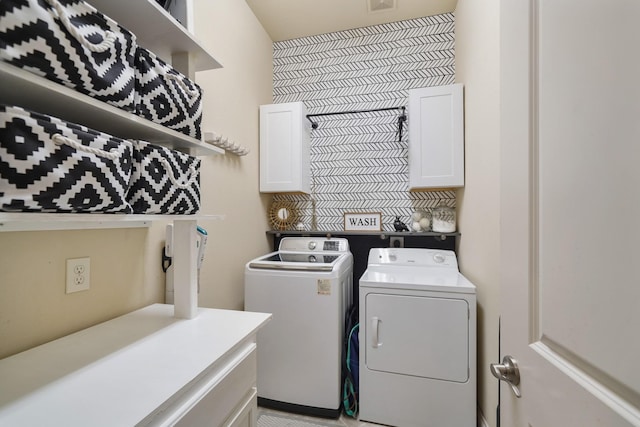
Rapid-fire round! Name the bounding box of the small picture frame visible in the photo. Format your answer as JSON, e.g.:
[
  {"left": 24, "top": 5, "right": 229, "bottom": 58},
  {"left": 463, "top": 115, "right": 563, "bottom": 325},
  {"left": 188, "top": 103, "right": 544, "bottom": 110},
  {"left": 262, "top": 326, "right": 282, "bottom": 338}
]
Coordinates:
[{"left": 343, "top": 212, "right": 382, "bottom": 231}]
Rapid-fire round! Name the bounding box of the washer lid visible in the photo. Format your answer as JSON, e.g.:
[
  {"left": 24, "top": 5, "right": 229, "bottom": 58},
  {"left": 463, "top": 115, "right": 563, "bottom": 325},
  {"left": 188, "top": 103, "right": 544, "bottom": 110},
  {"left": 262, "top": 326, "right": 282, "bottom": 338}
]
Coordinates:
[
  {"left": 248, "top": 251, "right": 349, "bottom": 272},
  {"left": 360, "top": 267, "right": 476, "bottom": 294}
]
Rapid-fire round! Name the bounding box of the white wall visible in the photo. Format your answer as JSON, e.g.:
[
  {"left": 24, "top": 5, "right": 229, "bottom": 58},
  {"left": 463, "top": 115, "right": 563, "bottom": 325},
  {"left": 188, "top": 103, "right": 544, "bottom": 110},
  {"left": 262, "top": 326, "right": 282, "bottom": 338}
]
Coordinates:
[
  {"left": 0, "top": 0, "right": 273, "bottom": 359},
  {"left": 193, "top": 0, "right": 274, "bottom": 310},
  {"left": 454, "top": 1, "right": 501, "bottom": 426},
  {"left": 0, "top": 227, "right": 159, "bottom": 359}
]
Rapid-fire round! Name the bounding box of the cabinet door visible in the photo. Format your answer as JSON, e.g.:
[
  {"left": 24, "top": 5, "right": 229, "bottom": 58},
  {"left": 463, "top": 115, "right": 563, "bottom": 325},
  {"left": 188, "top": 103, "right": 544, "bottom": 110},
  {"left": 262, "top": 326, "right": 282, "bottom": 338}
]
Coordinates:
[
  {"left": 259, "top": 102, "right": 310, "bottom": 193},
  {"left": 408, "top": 84, "right": 464, "bottom": 189}
]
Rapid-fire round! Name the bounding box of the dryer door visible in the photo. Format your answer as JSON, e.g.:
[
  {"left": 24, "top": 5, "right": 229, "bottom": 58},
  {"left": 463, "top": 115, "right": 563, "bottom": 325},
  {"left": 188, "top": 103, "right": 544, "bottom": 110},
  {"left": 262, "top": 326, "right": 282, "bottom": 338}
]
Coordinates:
[{"left": 365, "top": 293, "right": 469, "bottom": 382}]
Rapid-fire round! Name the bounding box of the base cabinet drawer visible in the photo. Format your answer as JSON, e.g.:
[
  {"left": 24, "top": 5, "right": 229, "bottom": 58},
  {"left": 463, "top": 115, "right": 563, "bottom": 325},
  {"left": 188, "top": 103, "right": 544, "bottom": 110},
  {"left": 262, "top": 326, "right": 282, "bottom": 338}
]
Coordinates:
[
  {"left": 223, "top": 388, "right": 258, "bottom": 427},
  {"left": 172, "top": 345, "right": 257, "bottom": 427}
]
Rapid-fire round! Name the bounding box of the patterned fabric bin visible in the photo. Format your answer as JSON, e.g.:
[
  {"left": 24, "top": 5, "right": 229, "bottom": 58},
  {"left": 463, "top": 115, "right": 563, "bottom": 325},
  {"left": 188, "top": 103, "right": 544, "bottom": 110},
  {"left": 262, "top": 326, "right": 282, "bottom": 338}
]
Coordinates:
[
  {"left": 127, "top": 140, "right": 200, "bottom": 214},
  {"left": 0, "top": 0, "right": 137, "bottom": 111},
  {"left": 134, "top": 47, "right": 203, "bottom": 139},
  {"left": 0, "top": 104, "right": 133, "bottom": 213}
]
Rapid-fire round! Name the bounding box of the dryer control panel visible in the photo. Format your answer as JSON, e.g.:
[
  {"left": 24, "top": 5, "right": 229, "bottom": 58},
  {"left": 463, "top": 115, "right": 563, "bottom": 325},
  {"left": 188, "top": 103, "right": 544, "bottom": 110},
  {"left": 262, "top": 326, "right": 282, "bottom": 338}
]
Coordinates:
[{"left": 368, "top": 248, "right": 458, "bottom": 269}]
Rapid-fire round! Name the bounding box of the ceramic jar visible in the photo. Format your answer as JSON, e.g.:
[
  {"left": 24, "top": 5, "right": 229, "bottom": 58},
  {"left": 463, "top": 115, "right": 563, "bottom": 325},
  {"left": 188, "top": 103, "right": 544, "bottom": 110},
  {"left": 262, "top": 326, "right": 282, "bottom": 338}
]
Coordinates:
[{"left": 432, "top": 206, "right": 456, "bottom": 233}]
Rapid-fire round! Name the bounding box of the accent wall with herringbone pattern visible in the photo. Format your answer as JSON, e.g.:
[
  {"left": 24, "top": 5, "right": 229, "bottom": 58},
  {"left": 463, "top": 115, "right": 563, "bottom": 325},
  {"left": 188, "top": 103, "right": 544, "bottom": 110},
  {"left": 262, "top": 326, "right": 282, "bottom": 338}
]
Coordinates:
[{"left": 272, "top": 14, "right": 456, "bottom": 232}]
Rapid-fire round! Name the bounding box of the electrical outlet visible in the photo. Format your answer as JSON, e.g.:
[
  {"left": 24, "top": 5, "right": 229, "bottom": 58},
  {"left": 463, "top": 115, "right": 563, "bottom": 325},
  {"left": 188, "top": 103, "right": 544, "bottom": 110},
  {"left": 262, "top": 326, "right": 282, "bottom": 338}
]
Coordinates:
[
  {"left": 390, "top": 236, "right": 404, "bottom": 248},
  {"left": 66, "top": 257, "right": 90, "bottom": 294}
]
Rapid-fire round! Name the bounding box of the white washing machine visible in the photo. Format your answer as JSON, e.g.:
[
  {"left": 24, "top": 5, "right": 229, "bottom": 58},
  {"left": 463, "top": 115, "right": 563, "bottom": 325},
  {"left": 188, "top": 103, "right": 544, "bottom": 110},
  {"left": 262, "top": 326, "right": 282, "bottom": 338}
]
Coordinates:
[
  {"left": 359, "top": 248, "right": 476, "bottom": 427},
  {"left": 244, "top": 237, "right": 353, "bottom": 418}
]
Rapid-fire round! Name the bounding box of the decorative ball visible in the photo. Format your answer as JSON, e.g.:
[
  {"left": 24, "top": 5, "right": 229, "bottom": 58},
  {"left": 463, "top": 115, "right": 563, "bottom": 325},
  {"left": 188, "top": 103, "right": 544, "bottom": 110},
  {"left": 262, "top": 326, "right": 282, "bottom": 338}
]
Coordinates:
[
  {"left": 419, "top": 217, "right": 431, "bottom": 231},
  {"left": 412, "top": 221, "right": 422, "bottom": 232},
  {"left": 411, "top": 211, "right": 424, "bottom": 221}
]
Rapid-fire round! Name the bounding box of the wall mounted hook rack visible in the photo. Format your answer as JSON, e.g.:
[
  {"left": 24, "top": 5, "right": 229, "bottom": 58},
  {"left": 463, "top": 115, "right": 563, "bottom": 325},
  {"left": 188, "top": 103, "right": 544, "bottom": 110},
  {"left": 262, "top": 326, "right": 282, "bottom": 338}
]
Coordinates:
[{"left": 203, "top": 131, "right": 249, "bottom": 156}]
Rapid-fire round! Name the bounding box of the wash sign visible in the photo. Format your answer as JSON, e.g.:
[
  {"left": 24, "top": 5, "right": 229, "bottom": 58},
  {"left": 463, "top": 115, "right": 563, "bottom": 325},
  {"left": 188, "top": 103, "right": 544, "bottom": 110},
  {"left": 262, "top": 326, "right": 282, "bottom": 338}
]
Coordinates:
[{"left": 344, "top": 212, "right": 382, "bottom": 231}]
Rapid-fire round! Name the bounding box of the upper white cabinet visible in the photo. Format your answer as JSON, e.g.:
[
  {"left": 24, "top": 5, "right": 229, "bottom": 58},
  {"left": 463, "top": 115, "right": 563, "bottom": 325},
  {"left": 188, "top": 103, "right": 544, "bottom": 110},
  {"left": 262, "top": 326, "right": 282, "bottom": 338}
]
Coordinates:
[
  {"left": 408, "top": 84, "right": 464, "bottom": 189},
  {"left": 259, "top": 102, "right": 311, "bottom": 194}
]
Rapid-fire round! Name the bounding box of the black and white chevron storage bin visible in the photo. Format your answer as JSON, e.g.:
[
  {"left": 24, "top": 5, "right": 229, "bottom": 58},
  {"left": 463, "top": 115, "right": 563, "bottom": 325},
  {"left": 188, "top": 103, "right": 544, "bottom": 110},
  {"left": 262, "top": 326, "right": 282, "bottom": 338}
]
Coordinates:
[
  {"left": 0, "top": 104, "right": 134, "bottom": 213},
  {"left": 126, "top": 140, "right": 200, "bottom": 214},
  {"left": 134, "top": 47, "right": 203, "bottom": 139},
  {"left": 0, "top": 0, "right": 137, "bottom": 111}
]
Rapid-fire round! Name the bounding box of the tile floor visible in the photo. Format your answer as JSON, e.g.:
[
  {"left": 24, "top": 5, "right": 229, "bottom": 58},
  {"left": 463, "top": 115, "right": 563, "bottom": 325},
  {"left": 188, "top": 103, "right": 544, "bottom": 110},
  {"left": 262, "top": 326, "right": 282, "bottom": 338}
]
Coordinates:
[
  {"left": 340, "top": 413, "right": 385, "bottom": 427},
  {"left": 258, "top": 406, "right": 385, "bottom": 427}
]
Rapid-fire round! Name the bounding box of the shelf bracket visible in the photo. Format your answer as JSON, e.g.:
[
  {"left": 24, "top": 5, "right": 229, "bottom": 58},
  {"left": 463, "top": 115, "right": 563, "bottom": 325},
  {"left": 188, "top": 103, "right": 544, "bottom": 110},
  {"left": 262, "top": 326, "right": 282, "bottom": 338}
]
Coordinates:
[
  {"left": 172, "top": 51, "right": 196, "bottom": 80},
  {"left": 172, "top": 219, "right": 198, "bottom": 319}
]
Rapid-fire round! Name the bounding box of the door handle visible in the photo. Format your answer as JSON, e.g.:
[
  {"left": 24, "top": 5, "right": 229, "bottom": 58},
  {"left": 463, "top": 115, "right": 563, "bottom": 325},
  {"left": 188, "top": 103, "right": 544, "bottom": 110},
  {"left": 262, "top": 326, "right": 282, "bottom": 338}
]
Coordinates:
[
  {"left": 490, "top": 355, "right": 522, "bottom": 398},
  {"left": 371, "top": 316, "right": 382, "bottom": 348}
]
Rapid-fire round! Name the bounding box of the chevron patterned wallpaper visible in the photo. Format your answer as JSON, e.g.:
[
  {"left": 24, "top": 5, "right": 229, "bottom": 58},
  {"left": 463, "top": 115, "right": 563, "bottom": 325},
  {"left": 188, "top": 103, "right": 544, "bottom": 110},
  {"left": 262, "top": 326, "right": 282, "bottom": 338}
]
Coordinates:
[{"left": 272, "top": 14, "right": 457, "bottom": 232}]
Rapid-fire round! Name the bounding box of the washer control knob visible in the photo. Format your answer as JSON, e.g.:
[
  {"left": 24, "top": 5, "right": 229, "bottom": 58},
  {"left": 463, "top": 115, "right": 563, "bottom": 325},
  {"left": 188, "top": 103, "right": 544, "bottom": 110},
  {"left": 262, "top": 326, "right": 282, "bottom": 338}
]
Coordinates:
[
  {"left": 308, "top": 241, "right": 317, "bottom": 250},
  {"left": 433, "top": 253, "right": 446, "bottom": 264},
  {"left": 389, "top": 253, "right": 397, "bottom": 261},
  {"left": 308, "top": 255, "right": 317, "bottom": 263}
]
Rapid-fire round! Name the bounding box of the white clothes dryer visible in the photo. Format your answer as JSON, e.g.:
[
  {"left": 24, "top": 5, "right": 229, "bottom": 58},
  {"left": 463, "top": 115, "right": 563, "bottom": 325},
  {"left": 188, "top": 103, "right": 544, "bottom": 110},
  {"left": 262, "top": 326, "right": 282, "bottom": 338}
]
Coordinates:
[
  {"left": 245, "top": 237, "right": 353, "bottom": 418},
  {"left": 359, "top": 248, "right": 476, "bottom": 427}
]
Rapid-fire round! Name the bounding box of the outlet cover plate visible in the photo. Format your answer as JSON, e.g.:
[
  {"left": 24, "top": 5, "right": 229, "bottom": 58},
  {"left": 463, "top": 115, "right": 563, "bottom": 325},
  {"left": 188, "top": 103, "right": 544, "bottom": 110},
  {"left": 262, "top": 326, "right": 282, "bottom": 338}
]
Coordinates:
[
  {"left": 390, "top": 236, "right": 404, "bottom": 248},
  {"left": 66, "top": 257, "right": 90, "bottom": 293}
]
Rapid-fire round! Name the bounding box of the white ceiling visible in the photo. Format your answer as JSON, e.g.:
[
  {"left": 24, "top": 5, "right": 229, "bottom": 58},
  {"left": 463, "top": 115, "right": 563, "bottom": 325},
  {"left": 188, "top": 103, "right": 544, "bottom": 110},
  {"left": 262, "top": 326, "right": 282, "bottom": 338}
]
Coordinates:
[{"left": 245, "top": 0, "right": 458, "bottom": 42}]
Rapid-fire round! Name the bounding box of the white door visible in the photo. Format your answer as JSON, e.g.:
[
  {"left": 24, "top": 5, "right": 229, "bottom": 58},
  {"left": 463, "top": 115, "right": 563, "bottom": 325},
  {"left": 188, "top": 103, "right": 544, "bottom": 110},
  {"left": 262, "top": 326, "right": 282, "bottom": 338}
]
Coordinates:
[{"left": 499, "top": 0, "right": 640, "bottom": 426}]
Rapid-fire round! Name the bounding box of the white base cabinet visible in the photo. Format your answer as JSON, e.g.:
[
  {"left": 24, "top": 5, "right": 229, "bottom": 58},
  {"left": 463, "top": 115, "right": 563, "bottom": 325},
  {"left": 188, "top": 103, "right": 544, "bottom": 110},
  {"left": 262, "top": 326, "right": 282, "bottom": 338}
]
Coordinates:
[
  {"left": 0, "top": 304, "right": 271, "bottom": 427},
  {"left": 172, "top": 351, "right": 257, "bottom": 427},
  {"left": 408, "top": 84, "right": 464, "bottom": 189},
  {"left": 259, "top": 102, "right": 311, "bottom": 194},
  {"left": 222, "top": 389, "right": 258, "bottom": 427}
]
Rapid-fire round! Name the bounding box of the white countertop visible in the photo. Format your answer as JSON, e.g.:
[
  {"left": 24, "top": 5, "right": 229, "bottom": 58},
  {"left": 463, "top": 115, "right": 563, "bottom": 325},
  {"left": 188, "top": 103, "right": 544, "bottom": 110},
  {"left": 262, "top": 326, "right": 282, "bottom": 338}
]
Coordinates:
[{"left": 0, "top": 304, "right": 271, "bottom": 426}]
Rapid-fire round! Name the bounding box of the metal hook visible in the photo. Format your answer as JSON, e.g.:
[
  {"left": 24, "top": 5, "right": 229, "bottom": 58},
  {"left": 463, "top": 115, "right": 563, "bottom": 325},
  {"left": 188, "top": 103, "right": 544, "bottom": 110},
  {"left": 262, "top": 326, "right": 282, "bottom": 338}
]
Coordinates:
[{"left": 396, "top": 106, "right": 407, "bottom": 143}]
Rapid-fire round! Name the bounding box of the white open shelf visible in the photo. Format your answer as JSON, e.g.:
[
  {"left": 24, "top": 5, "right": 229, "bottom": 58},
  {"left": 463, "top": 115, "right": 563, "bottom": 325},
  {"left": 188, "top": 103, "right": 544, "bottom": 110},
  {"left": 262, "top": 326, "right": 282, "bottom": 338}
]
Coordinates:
[
  {"left": 0, "top": 213, "right": 225, "bottom": 232},
  {"left": 0, "top": 1, "right": 225, "bottom": 320},
  {"left": 0, "top": 62, "right": 223, "bottom": 156},
  {"left": 85, "top": 0, "right": 221, "bottom": 72}
]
